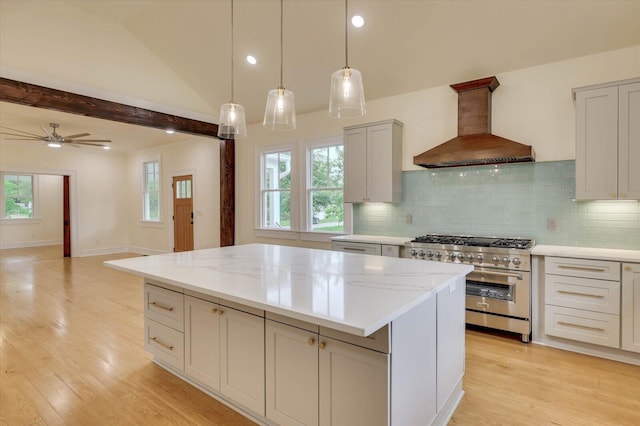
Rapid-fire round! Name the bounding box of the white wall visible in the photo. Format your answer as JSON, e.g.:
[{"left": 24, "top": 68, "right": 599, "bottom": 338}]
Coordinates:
[
  {"left": 0, "top": 174, "right": 63, "bottom": 248},
  {"left": 126, "top": 136, "right": 220, "bottom": 253},
  {"left": 236, "top": 45, "right": 640, "bottom": 246},
  {"left": 0, "top": 141, "right": 129, "bottom": 256}
]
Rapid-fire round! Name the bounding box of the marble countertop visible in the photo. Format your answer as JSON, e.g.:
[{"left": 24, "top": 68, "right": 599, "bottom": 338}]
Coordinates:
[
  {"left": 105, "top": 243, "right": 472, "bottom": 336},
  {"left": 331, "top": 234, "right": 412, "bottom": 246},
  {"left": 532, "top": 245, "right": 640, "bottom": 263}
]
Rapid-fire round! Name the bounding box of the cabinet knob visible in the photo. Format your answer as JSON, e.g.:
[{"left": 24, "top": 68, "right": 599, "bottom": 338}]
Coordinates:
[
  {"left": 625, "top": 266, "right": 633, "bottom": 271},
  {"left": 211, "top": 307, "right": 218, "bottom": 314},
  {"left": 318, "top": 341, "right": 326, "bottom": 349},
  {"left": 307, "top": 338, "right": 315, "bottom": 346},
  {"left": 610, "top": 193, "right": 617, "bottom": 198},
  {"left": 218, "top": 309, "right": 224, "bottom": 316},
  {"left": 620, "top": 193, "right": 627, "bottom": 199}
]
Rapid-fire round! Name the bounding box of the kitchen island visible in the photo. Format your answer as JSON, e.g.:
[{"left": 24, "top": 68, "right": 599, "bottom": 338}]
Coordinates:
[{"left": 105, "top": 243, "right": 472, "bottom": 426}]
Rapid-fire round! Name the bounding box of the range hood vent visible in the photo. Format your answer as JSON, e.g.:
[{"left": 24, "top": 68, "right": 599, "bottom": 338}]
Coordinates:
[{"left": 413, "top": 76, "right": 535, "bottom": 168}]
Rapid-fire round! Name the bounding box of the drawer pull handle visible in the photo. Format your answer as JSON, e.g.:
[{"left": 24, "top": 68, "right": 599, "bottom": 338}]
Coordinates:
[
  {"left": 151, "top": 301, "right": 174, "bottom": 312},
  {"left": 557, "top": 290, "right": 605, "bottom": 299},
  {"left": 557, "top": 321, "right": 605, "bottom": 332},
  {"left": 151, "top": 336, "right": 174, "bottom": 351},
  {"left": 557, "top": 265, "right": 606, "bottom": 273},
  {"left": 625, "top": 266, "right": 632, "bottom": 272},
  {"left": 477, "top": 302, "right": 490, "bottom": 308},
  {"left": 343, "top": 247, "right": 366, "bottom": 252}
]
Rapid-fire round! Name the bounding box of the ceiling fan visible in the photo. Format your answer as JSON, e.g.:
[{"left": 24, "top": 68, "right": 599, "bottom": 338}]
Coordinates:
[{"left": 0, "top": 123, "right": 112, "bottom": 148}]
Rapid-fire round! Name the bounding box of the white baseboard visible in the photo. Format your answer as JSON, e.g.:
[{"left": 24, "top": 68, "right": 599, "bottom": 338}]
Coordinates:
[
  {"left": 0, "top": 239, "right": 62, "bottom": 249},
  {"left": 77, "top": 246, "right": 170, "bottom": 257}
]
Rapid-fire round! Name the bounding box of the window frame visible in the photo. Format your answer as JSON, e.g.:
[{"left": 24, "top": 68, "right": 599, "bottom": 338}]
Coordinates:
[
  {"left": 255, "top": 138, "right": 351, "bottom": 242},
  {"left": 1, "top": 172, "right": 40, "bottom": 222},
  {"left": 141, "top": 158, "right": 162, "bottom": 225}
]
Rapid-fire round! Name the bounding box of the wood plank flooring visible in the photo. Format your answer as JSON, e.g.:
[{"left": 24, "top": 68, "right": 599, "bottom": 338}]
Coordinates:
[{"left": 1, "top": 246, "right": 639, "bottom": 425}]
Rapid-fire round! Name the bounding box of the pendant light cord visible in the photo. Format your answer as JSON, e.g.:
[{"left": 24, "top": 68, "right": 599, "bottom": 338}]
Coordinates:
[
  {"left": 230, "top": 0, "right": 235, "bottom": 102},
  {"left": 344, "top": 0, "right": 348, "bottom": 68},
  {"left": 280, "top": 0, "right": 284, "bottom": 87}
]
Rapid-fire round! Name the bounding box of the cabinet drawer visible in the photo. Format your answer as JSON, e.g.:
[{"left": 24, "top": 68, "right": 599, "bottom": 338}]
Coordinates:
[
  {"left": 320, "top": 324, "right": 390, "bottom": 354},
  {"left": 145, "top": 283, "right": 184, "bottom": 331},
  {"left": 546, "top": 257, "right": 620, "bottom": 281},
  {"left": 545, "top": 305, "right": 620, "bottom": 348},
  {"left": 332, "top": 241, "right": 382, "bottom": 256},
  {"left": 545, "top": 274, "right": 620, "bottom": 314},
  {"left": 145, "top": 318, "right": 185, "bottom": 371},
  {"left": 381, "top": 244, "right": 400, "bottom": 257}
]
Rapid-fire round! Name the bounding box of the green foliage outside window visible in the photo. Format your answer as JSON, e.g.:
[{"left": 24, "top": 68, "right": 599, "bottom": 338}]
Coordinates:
[{"left": 4, "top": 175, "right": 33, "bottom": 218}]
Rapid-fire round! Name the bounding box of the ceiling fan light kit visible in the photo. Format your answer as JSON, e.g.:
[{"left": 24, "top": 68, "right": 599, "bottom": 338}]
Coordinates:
[
  {"left": 0, "top": 122, "right": 112, "bottom": 149},
  {"left": 217, "top": 0, "right": 247, "bottom": 139}
]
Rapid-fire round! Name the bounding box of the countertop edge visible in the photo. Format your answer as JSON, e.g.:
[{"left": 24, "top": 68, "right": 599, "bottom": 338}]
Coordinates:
[
  {"left": 532, "top": 245, "right": 640, "bottom": 263},
  {"left": 105, "top": 259, "right": 471, "bottom": 337}
]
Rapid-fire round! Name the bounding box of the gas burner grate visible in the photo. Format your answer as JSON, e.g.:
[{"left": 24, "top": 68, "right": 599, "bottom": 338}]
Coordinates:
[{"left": 411, "top": 234, "right": 533, "bottom": 250}]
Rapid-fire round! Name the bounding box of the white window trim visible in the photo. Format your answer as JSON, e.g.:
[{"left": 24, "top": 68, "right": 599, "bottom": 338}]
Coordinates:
[
  {"left": 1, "top": 173, "right": 40, "bottom": 220},
  {"left": 141, "top": 156, "right": 161, "bottom": 222},
  {"left": 254, "top": 138, "right": 351, "bottom": 243}
]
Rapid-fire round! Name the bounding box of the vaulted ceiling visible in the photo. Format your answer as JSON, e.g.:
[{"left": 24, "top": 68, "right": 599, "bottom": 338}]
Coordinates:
[{"left": 2, "top": 0, "right": 640, "bottom": 152}]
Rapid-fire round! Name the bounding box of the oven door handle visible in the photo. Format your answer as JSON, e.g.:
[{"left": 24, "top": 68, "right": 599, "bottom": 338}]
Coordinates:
[{"left": 469, "top": 270, "right": 523, "bottom": 280}]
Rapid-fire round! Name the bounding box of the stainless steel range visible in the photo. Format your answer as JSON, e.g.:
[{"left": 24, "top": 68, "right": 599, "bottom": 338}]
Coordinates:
[{"left": 404, "top": 234, "right": 534, "bottom": 342}]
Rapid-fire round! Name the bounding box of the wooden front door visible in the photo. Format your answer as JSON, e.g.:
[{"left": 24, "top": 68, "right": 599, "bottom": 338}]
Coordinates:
[{"left": 173, "top": 175, "right": 194, "bottom": 252}]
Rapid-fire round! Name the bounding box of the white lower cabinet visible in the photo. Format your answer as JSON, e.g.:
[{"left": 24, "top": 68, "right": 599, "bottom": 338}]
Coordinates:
[
  {"left": 319, "top": 337, "right": 389, "bottom": 426},
  {"left": 622, "top": 263, "right": 640, "bottom": 353},
  {"left": 266, "top": 320, "right": 319, "bottom": 426},
  {"left": 219, "top": 304, "right": 265, "bottom": 416},
  {"left": 184, "top": 295, "right": 220, "bottom": 391}
]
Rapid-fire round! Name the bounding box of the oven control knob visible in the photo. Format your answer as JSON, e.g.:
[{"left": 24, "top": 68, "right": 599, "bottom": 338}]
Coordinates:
[
  {"left": 502, "top": 257, "right": 511, "bottom": 265},
  {"left": 512, "top": 257, "right": 522, "bottom": 266},
  {"left": 426, "top": 251, "right": 434, "bottom": 258},
  {"left": 418, "top": 250, "right": 426, "bottom": 258},
  {"left": 492, "top": 255, "right": 500, "bottom": 263},
  {"left": 476, "top": 254, "right": 484, "bottom": 262},
  {"left": 466, "top": 254, "right": 474, "bottom": 262},
  {"left": 447, "top": 253, "right": 455, "bottom": 260},
  {"left": 456, "top": 253, "right": 465, "bottom": 261},
  {"left": 435, "top": 251, "right": 442, "bottom": 259},
  {"left": 410, "top": 249, "right": 418, "bottom": 257}
]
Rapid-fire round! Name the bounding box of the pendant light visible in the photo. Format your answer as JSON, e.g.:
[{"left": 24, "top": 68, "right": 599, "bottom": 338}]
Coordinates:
[
  {"left": 218, "top": 0, "right": 247, "bottom": 139},
  {"left": 263, "top": 0, "right": 296, "bottom": 130},
  {"left": 329, "top": 0, "right": 365, "bottom": 119}
]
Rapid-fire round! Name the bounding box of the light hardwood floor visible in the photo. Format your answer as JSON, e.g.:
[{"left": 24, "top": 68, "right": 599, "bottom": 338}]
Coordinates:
[{"left": 1, "top": 246, "right": 639, "bottom": 425}]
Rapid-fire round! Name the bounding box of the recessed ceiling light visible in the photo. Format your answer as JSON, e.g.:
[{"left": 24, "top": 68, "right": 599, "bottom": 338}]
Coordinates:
[
  {"left": 103, "top": 146, "right": 111, "bottom": 150},
  {"left": 246, "top": 55, "right": 257, "bottom": 65},
  {"left": 165, "top": 129, "right": 175, "bottom": 134},
  {"left": 351, "top": 15, "right": 364, "bottom": 28}
]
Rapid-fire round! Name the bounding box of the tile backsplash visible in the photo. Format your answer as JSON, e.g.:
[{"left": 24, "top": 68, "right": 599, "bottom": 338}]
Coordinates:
[{"left": 353, "top": 161, "right": 640, "bottom": 250}]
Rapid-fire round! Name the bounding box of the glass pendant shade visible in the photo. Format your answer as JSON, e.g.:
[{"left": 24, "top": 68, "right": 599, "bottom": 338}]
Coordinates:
[
  {"left": 263, "top": 87, "right": 296, "bottom": 130},
  {"left": 329, "top": 66, "right": 365, "bottom": 118},
  {"left": 217, "top": 102, "right": 247, "bottom": 139}
]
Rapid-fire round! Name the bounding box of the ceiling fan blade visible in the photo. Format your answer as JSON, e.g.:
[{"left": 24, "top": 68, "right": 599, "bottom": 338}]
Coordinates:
[
  {"left": 70, "top": 142, "right": 108, "bottom": 147},
  {"left": 62, "top": 133, "right": 90, "bottom": 139},
  {"left": 70, "top": 139, "right": 112, "bottom": 143},
  {"left": 2, "top": 137, "right": 42, "bottom": 141},
  {"left": 0, "top": 131, "right": 43, "bottom": 139},
  {"left": 0, "top": 125, "right": 44, "bottom": 138}
]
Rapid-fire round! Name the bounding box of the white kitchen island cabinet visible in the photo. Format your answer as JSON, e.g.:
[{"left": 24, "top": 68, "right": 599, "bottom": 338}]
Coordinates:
[
  {"left": 622, "top": 263, "right": 640, "bottom": 353},
  {"left": 106, "top": 243, "right": 472, "bottom": 426}
]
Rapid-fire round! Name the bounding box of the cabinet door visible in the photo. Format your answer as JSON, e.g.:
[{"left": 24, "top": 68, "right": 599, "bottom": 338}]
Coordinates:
[
  {"left": 622, "top": 263, "right": 640, "bottom": 353},
  {"left": 343, "top": 127, "right": 367, "bottom": 203},
  {"left": 266, "top": 321, "right": 319, "bottom": 426},
  {"left": 184, "top": 295, "right": 220, "bottom": 391},
  {"left": 575, "top": 86, "right": 619, "bottom": 200},
  {"left": 618, "top": 82, "right": 640, "bottom": 200},
  {"left": 366, "top": 122, "right": 394, "bottom": 202},
  {"left": 319, "top": 337, "right": 389, "bottom": 426},
  {"left": 220, "top": 307, "right": 265, "bottom": 415}
]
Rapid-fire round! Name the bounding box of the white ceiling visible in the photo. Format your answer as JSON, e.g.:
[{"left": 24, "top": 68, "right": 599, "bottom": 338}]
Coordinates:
[{"left": 1, "top": 0, "right": 640, "bottom": 152}]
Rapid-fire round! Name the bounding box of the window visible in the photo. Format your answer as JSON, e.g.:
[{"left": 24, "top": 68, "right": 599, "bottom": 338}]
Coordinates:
[
  {"left": 256, "top": 138, "right": 349, "bottom": 241},
  {"left": 143, "top": 161, "right": 160, "bottom": 221},
  {"left": 307, "top": 144, "right": 344, "bottom": 233},
  {"left": 2, "top": 174, "right": 35, "bottom": 219},
  {"left": 260, "top": 149, "right": 293, "bottom": 229}
]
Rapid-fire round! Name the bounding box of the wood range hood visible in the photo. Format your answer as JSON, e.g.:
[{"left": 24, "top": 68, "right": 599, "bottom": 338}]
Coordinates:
[{"left": 413, "top": 76, "right": 535, "bottom": 168}]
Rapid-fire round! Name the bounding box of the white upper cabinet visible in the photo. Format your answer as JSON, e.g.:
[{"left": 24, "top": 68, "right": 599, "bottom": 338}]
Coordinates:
[
  {"left": 344, "top": 120, "right": 403, "bottom": 203},
  {"left": 574, "top": 79, "right": 640, "bottom": 200}
]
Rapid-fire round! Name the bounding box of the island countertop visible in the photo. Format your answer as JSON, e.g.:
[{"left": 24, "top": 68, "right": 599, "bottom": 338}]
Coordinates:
[{"left": 105, "top": 243, "right": 472, "bottom": 337}]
